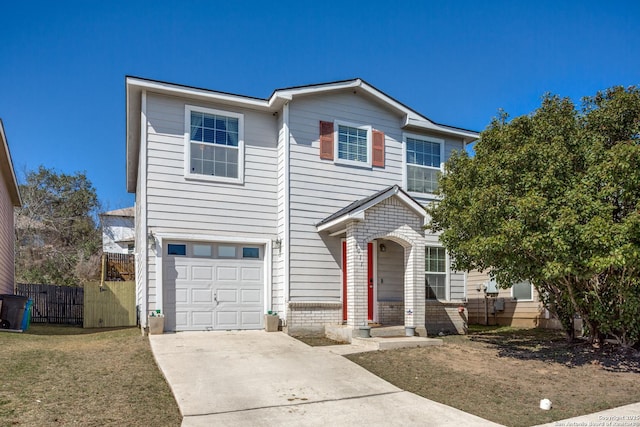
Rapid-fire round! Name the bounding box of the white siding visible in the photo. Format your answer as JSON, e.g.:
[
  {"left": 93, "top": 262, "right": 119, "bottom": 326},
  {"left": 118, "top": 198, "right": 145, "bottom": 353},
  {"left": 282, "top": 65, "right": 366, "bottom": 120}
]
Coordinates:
[
  {"left": 102, "top": 216, "right": 135, "bottom": 254},
  {"left": 145, "top": 94, "right": 278, "bottom": 237},
  {"left": 143, "top": 93, "right": 279, "bottom": 306},
  {"left": 135, "top": 196, "right": 144, "bottom": 310},
  {"left": 0, "top": 171, "right": 14, "bottom": 294},
  {"left": 287, "top": 90, "right": 466, "bottom": 301},
  {"left": 272, "top": 109, "right": 285, "bottom": 315}
]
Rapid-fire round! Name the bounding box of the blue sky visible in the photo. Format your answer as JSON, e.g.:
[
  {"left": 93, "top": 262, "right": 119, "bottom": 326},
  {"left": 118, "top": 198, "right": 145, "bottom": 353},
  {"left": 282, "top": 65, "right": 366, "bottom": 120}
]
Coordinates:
[{"left": 1, "top": 1, "right": 638, "bottom": 210}]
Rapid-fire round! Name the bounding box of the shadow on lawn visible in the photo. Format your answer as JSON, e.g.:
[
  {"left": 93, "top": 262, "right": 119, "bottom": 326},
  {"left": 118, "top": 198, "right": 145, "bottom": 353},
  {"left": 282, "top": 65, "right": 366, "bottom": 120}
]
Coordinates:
[{"left": 468, "top": 328, "right": 640, "bottom": 373}]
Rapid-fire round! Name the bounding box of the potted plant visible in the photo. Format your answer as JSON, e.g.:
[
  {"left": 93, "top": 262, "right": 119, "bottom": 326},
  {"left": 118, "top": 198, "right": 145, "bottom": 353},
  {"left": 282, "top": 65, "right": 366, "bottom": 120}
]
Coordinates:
[
  {"left": 264, "top": 310, "right": 279, "bottom": 332},
  {"left": 148, "top": 310, "right": 164, "bottom": 335}
]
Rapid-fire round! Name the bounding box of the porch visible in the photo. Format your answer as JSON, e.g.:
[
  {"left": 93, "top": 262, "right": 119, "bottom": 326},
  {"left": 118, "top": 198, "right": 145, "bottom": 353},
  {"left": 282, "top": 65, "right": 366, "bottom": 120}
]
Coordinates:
[{"left": 316, "top": 185, "right": 429, "bottom": 338}]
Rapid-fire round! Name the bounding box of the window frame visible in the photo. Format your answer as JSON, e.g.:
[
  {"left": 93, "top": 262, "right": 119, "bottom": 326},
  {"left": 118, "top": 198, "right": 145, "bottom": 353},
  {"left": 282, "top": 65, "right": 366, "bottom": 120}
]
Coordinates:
[
  {"left": 334, "top": 120, "right": 373, "bottom": 168},
  {"left": 403, "top": 133, "right": 445, "bottom": 197},
  {"left": 511, "top": 280, "right": 534, "bottom": 301},
  {"left": 184, "top": 105, "right": 245, "bottom": 184},
  {"left": 425, "top": 245, "right": 449, "bottom": 301}
]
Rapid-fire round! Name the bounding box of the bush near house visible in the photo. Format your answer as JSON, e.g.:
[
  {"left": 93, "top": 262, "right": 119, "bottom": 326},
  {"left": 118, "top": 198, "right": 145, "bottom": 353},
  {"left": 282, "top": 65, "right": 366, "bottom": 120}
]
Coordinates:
[{"left": 428, "top": 86, "right": 640, "bottom": 348}]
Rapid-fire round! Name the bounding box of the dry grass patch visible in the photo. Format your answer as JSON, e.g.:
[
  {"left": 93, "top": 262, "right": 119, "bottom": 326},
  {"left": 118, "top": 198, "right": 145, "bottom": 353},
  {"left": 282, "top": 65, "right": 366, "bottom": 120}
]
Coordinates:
[
  {"left": 0, "top": 325, "right": 181, "bottom": 426},
  {"left": 346, "top": 326, "right": 640, "bottom": 427}
]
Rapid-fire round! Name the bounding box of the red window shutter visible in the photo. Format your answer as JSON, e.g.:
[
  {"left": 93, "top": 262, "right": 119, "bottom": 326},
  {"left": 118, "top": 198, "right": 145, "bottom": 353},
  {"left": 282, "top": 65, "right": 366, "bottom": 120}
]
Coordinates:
[
  {"left": 319, "top": 121, "right": 334, "bottom": 160},
  {"left": 372, "top": 129, "right": 385, "bottom": 167}
]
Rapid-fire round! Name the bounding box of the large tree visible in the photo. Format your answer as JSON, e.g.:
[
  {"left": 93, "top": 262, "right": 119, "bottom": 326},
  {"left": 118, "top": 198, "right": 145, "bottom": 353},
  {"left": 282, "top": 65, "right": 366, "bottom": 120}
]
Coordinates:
[
  {"left": 15, "top": 166, "right": 102, "bottom": 286},
  {"left": 428, "top": 86, "right": 640, "bottom": 347}
]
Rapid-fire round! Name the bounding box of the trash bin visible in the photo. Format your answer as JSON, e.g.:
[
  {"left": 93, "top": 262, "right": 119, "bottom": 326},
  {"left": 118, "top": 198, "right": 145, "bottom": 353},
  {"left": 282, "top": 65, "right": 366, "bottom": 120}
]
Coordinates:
[
  {"left": 0, "top": 295, "right": 28, "bottom": 330},
  {"left": 20, "top": 299, "right": 33, "bottom": 331}
]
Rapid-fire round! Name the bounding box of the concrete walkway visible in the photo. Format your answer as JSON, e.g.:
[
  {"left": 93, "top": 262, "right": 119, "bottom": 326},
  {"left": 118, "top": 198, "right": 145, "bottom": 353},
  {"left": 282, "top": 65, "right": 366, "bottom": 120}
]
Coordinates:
[{"left": 149, "top": 331, "right": 501, "bottom": 426}]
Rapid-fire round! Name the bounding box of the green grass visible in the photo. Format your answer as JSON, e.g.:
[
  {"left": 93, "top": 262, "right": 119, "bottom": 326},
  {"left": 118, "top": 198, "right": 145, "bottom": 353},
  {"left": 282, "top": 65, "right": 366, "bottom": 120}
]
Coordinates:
[{"left": 0, "top": 325, "right": 181, "bottom": 426}]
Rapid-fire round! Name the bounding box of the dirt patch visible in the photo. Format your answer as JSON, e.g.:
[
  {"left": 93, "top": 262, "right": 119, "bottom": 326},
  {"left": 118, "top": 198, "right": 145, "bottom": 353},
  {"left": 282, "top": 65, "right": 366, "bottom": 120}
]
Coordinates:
[{"left": 346, "top": 327, "right": 640, "bottom": 427}]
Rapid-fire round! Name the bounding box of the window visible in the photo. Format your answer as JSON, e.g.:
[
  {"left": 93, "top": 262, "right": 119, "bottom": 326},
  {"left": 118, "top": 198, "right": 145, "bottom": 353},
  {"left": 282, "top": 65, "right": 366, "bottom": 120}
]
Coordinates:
[
  {"left": 333, "top": 121, "right": 372, "bottom": 167},
  {"left": 127, "top": 244, "right": 135, "bottom": 254},
  {"left": 405, "top": 134, "right": 444, "bottom": 194},
  {"left": 425, "top": 246, "right": 446, "bottom": 299},
  {"left": 218, "top": 245, "right": 236, "bottom": 258},
  {"left": 338, "top": 124, "right": 368, "bottom": 163},
  {"left": 167, "top": 244, "right": 186, "bottom": 256},
  {"left": 242, "top": 247, "right": 260, "bottom": 259},
  {"left": 186, "top": 106, "right": 244, "bottom": 183},
  {"left": 319, "top": 121, "right": 384, "bottom": 167},
  {"left": 193, "top": 244, "right": 212, "bottom": 257},
  {"left": 512, "top": 281, "right": 533, "bottom": 300}
]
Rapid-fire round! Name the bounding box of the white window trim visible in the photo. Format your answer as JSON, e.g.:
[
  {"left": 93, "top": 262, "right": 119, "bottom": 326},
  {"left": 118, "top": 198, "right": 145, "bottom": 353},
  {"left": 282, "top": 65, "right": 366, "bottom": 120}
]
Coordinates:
[
  {"left": 334, "top": 120, "right": 373, "bottom": 168},
  {"left": 184, "top": 105, "right": 245, "bottom": 184},
  {"left": 402, "top": 132, "right": 445, "bottom": 198},
  {"left": 511, "top": 280, "right": 534, "bottom": 302},
  {"left": 425, "top": 245, "right": 449, "bottom": 301}
]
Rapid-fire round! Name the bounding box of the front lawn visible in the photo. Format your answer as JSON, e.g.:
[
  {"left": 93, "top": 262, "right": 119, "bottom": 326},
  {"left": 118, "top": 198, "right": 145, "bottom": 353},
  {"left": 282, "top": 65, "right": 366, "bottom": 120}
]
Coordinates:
[
  {"left": 0, "top": 325, "right": 181, "bottom": 426},
  {"left": 346, "top": 326, "right": 640, "bottom": 427}
]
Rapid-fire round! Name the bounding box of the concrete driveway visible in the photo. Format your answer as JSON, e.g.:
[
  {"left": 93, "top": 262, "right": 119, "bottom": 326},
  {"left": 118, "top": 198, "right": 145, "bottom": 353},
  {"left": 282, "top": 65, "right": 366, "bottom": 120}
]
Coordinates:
[{"left": 149, "top": 331, "right": 501, "bottom": 426}]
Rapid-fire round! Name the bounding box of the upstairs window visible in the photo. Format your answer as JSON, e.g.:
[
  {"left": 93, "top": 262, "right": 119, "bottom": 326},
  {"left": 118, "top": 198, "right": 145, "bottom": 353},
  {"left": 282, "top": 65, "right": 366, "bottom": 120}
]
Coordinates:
[
  {"left": 338, "top": 124, "right": 369, "bottom": 163},
  {"left": 405, "top": 134, "right": 444, "bottom": 195},
  {"left": 185, "top": 106, "right": 244, "bottom": 183},
  {"left": 319, "top": 120, "right": 384, "bottom": 167},
  {"left": 425, "top": 246, "right": 447, "bottom": 300}
]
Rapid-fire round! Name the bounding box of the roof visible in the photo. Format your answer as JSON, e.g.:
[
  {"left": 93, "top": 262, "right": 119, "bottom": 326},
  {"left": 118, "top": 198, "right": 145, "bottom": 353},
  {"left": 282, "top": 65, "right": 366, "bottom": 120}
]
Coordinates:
[
  {"left": 316, "top": 185, "right": 427, "bottom": 232},
  {"left": 0, "top": 119, "right": 22, "bottom": 207},
  {"left": 100, "top": 207, "right": 135, "bottom": 217},
  {"left": 125, "top": 77, "right": 480, "bottom": 193}
]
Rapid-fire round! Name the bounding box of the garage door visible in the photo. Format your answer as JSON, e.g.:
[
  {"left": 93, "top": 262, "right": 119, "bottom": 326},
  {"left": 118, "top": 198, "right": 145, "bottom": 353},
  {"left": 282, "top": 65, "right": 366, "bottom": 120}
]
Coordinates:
[{"left": 163, "top": 242, "right": 264, "bottom": 331}]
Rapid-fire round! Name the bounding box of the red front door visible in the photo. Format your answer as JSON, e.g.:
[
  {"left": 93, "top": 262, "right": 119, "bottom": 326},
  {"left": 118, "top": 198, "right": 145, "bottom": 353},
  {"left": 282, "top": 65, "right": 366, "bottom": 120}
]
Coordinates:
[{"left": 367, "top": 242, "right": 374, "bottom": 321}]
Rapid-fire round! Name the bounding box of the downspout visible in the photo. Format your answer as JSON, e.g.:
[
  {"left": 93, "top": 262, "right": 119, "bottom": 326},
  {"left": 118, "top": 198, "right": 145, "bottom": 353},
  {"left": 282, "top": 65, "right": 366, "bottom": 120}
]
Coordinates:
[{"left": 283, "top": 102, "right": 290, "bottom": 324}]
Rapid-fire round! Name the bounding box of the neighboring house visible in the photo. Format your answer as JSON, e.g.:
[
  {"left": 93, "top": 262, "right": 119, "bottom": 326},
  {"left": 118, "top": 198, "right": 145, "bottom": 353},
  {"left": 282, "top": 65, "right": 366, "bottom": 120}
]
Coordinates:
[
  {"left": 466, "top": 270, "right": 561, "bottom": 329},
  {"left": 0, "top": 119, "right": 22, "bottom": 295},
  {"left": 125, "top": 77, "right": 479, "bottom": 337},
  {"left": 100, "top": 207, "right": 135, "bottom": 254}
]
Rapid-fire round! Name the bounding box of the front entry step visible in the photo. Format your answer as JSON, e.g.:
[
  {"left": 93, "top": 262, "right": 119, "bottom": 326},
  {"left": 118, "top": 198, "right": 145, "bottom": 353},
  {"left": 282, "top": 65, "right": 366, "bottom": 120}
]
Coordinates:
[{"left": 369, "top": 325, "right": 406, "bottom": 337}]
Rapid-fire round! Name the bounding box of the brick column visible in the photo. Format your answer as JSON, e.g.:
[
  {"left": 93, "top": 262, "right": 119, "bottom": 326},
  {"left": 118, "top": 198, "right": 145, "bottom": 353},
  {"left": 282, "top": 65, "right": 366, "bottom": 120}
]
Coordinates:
[
  {"left": 346, "top": 223, "right": 368, "bottom": 328},
  {"left": 404, "top": 244, "right": 426, "bottom": 333}
]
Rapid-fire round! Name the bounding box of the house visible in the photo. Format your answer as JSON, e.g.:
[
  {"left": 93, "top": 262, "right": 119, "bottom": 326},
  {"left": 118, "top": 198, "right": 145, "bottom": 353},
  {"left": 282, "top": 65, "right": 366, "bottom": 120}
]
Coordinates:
[
  {"left": 466, "top": 270, "right": 561, "bottom": 329},
  {"left": 125, "top": 77, "right": 478, "bottom": 337},
  {"left": 0, "top": 119, "right": 22, "bottom": 295},
  {"left": 100, "top": 207, "right": 135, "bottom": 254}
]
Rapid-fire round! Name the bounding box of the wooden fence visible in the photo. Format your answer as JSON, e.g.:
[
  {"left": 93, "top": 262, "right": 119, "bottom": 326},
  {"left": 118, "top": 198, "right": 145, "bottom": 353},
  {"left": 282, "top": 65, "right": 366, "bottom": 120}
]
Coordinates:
[
  {"left": 103, "top": 253, "right": 135, "bottom": 281},
  {"left": 15, "top": 283, "right": 84, "bottom": 325},
  {"left": 83, "top": 281, "right": 136, "bottom": 328}
]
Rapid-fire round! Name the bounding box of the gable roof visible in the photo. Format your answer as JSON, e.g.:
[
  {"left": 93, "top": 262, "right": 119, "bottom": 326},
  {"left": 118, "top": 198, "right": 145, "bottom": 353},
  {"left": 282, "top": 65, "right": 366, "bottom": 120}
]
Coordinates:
[
  {"left": 126, "top": 77, "right": 479, "bottom": 192},
  {"left": 316, "top": 185, "right": 426, "bottom": 232},
  {"left": 0, "top": 119, "right": 22, "bottom": 207}
]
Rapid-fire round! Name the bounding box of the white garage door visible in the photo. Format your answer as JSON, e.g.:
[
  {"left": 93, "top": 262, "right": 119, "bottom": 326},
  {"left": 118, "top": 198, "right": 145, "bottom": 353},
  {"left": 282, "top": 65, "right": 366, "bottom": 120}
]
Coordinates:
[{"left": 163, "top": 242, "right": 264, "bottom": 331}]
